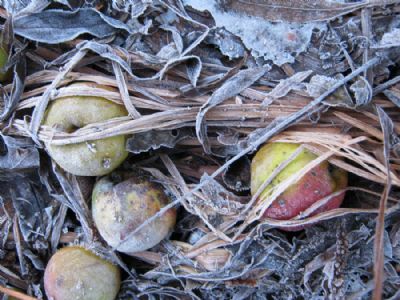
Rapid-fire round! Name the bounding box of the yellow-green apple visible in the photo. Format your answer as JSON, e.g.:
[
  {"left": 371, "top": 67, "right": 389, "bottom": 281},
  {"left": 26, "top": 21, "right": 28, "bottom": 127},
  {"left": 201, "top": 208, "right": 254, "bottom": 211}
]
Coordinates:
[
  {"left": 44, "top": 246, "right": 120, "bottom": 300},
  {"left": 43, "top": 88, "right": 128, "bottom": 176},
  {"left": 92, "top": 173, "right": 177, "bottom": 254},
  {"left": 251, "top": 142, "right": 347, "bottom": 230}
]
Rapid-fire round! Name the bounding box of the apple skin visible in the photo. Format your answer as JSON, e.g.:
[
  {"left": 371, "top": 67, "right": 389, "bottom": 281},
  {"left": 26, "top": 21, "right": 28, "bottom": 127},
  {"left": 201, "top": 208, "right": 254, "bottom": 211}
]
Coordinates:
[
  {"left": 92, "top": 173, "right": 177, "bottom": 254},
  {"left": 43, "top": 95, "right": 128, "bottom": 176},
  {"left": 44, "top": 246, "right": 120, "bottom": 300},
  {"left": 251, "top": 142, "right": 347, "bottom": 231}
]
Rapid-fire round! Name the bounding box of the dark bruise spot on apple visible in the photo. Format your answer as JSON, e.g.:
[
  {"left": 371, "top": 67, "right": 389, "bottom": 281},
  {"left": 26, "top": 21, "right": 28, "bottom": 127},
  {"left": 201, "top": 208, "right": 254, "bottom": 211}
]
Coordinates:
[
  {"left": 56, "top": 276, "right": 64, "bottom": 287},
  {"left": 148, "top": 194, "right": 157, "bottom": 205},
  {"left": 120, "top": 222, "right": 141, "bottom": 241},
  {"left": 328, "top": 163, "right": 335, "bottom": 175}
]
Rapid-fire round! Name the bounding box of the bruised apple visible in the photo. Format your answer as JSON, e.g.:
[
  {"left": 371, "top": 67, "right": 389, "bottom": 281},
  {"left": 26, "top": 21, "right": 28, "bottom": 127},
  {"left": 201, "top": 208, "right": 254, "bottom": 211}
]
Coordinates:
[
  {"left": 44, "top": 246, "right": 120, "bottom": 300},
  {"left": 251, "top": 142, "right": 347, "bottom": 230},
  {"left": 92, "top": 173, "right": 177, "bottom": 254},
  {"left": 43, "top": 88, "right": 128, "bottom": 176}
]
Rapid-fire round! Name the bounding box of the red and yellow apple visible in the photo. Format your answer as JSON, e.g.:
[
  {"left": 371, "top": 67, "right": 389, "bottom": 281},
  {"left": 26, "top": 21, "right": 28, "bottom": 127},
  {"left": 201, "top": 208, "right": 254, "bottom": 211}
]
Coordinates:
[
  {"left": 92, "top": 173, "right": 177, "bottom": 254},
  {"left": 251, "top": 142, "right": 347, "bottom": 230},
  {"left": 44, "top": 246, "right": 120, "bottom": 300}
]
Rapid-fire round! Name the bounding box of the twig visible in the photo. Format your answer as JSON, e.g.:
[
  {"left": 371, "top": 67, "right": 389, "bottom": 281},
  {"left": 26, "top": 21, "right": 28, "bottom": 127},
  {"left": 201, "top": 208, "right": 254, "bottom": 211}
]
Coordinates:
[
  {"left": 0, "top": 285, "right": 37, "bottom": 300},
  {"left": 373, "top": 74, "right": 400, "bottom": 96}
]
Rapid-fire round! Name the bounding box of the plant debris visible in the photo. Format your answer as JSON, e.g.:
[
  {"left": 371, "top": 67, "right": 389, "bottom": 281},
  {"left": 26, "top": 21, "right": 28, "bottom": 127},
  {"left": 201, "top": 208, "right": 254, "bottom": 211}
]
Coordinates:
[{"left": 0, "top": 0, "right": 400, "bottom": 299}]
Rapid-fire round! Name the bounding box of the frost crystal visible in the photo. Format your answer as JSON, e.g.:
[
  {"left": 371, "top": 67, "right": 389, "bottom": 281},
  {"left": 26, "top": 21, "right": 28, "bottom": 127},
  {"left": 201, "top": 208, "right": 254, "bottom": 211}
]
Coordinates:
[{"left": 183, "top": 0, "right": 325, "bottom": 65}]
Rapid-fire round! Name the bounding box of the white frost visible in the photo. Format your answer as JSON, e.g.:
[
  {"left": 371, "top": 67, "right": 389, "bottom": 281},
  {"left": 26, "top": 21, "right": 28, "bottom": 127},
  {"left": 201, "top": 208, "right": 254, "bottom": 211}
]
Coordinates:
[{"left": 183, "top": 0, "right": 325, "bottom": 65}]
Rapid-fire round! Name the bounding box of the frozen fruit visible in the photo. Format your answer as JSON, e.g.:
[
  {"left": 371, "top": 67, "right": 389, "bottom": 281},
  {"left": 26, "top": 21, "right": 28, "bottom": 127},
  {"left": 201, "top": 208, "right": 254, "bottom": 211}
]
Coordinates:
[
  {"left": 44, "top": 246, "right": 120, "bottom": 300},
  {"left": 92, "top": 173, "right": 177, "bottom": 254},
  {"left": 42, "top": 84, "right": 128, "bottom": 176},
  {"left": 251, "top": 142, "right": 347, "bottom": 230}
]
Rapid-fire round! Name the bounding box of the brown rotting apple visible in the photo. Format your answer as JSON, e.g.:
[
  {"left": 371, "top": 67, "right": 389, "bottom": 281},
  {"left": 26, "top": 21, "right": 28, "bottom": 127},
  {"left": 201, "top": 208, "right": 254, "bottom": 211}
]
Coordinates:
[{"left": 92, "top": 173, "right": 177, "bottom": 254}]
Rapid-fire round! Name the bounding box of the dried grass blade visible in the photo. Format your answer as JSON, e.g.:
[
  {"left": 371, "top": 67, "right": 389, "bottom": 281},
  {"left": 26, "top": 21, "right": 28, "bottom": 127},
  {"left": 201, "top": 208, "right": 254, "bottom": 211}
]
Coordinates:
[
  {"left": 372, "top": 106, "right": 393, "bottom": 300},
  {"left": 28, "top": 49, "right": 87, "bottom": 143},
  {"left": 333, "top": 111, "right": 383, "bottom": 140},
  {"left": 112, "top": 61, "right": 141, "bottom": 119},
  {"left": 259, "top": 207, "right": 383, "bottom": 229},
  {"left": 373, "top": 75, "right": 400, "bottom": 96},
  {"left": 0, "top": 285, "right": 37, "bottom": 300},
  {"left": 12, "top": 215, "right": 26, "bottom": 275}
]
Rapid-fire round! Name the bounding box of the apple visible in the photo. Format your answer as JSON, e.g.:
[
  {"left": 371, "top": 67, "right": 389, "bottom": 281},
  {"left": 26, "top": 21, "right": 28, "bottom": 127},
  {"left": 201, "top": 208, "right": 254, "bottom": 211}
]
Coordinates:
[
  {"left": 44, "top": 246, "right": 120, "bottom": 300},
  {"left": 43, "top": 90, "right": 128, "bottom": 176},
  {"left": 251, "top": 142, "right": 347, "bottom": 230},
  {"left": 92, "top": 173, "right": 177, "bottom": 254}
]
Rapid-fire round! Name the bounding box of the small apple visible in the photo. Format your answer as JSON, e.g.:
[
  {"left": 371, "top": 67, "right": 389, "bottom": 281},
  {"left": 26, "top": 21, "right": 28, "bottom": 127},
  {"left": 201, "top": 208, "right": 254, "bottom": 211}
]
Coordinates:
[
  {"left": 251, "top": 142, "right": 347, "bottom": 230},
  {"left": 44, "top": 246, "right": 120, "bottom": 300},
  {"left": 92, "top": 173, "right": 177, "bottom": 254},
  {"left": 43, "top": 90, "right": 128, "bottom": 176}
]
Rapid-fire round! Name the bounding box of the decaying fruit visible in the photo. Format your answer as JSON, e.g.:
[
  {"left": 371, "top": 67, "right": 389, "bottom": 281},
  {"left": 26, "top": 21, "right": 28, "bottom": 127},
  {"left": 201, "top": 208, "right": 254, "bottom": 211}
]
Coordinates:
[
  {"left": 44, "top": 246, "right": 120, "bottom": 300},
  {"left": 43, "top": 86, "right": 128, "bottom": 176},
  {"left": 92, "top": 173, "right": 177, "bottom": 254},
  {"left": 251, "top": 142, "right": 347, "bottom": 230}
]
